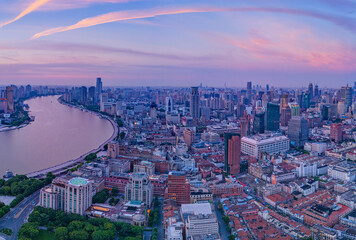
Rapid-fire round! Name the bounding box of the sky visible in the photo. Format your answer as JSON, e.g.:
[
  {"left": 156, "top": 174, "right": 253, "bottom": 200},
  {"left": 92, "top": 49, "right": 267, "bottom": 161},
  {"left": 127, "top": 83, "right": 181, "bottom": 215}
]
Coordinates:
[{"left": 0, "top": 0, "right": 355, "bottom": 88}]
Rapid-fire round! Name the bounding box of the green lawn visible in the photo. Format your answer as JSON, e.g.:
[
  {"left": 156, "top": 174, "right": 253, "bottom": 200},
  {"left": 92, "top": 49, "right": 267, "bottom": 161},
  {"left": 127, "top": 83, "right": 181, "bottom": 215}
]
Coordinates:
[{"left": 38, "top": 230, "right": 56, "bottom": 240}]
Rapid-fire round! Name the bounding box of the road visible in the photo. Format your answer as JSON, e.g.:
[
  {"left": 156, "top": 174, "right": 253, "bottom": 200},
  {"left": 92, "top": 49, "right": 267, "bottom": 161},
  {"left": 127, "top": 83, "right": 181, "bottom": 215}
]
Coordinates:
[
  {"left": 0, "top": 191, "right": 40, "bottom": 240},
  {"left": 214, "top": 201, "right": 231, "bottom": 240}
]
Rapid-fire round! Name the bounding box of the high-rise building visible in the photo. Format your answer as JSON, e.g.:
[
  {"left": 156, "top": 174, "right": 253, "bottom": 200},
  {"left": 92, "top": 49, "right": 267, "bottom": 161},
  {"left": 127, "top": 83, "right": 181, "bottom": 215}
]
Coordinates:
[
  {"left": 190, "top": 87, "right": 200, "bottom": 120},
  {"left": 308, "top": 83, "right": 314, "bottom": 100},
  {"left": 340, "top": 85, "right": 352, "bottom": 111},
  {"left": 125, "top": 172, "right": 153, "bottom": 207},
  {"left": 224, "top": 133, "right": 241, "bottom": 175},
  {"left": 25, "top": 84, "right": 31, "bottom": 97},
  {"left": 240, "top": 111, "right": 249, "bottom": 137},
  {"left": 150, "top": 102, "right": 157, "bottom": 119},
  {"left": 314, "top": 85, "right": 319, "bottom": 99},
  {"left": 241, "top": 134, "right": 290, "bottom": 158},
  {"left": 107, "top": 141, "right": 120, "bottom": 159},
  {"left": 291, "top": 104, "right": 301, "bottom": 117},
  {"left": 40, "top": 177, "right": 93, "bottom": 215},
  {"left": 253, "top": 112, "right": 265, "bottom": 134},
  {"left": 80, "top": 86, "right": 87, "bottom": 104},
  {"left": 247, "top": 81, "right": 252, "bottom": 103},
  {"left": 183, "top": 129, "right": 195, "bottom": 149},
  {"left": 330, "top": 123, "right": 343, "bottom": 143},
  {"left": 280, "top": 93, "right": 291, "bottom": 127},
  {"left": 321, "top": 105, "right": 330, "bottom": 120},
  {"left": 5, "top": 86, "right": 14, "bottom": 113},
  {"left": 165, "top": 171, "right": 191, "bottom": 205},
  {"left": 165, "top": 97, "right": 173, "bottom": 114},
  {"left": 88, "top": 86, "right": 95, "bottom": 104},
  {"left": 266, "top": 103, "right": 280, "bottom": 131},
  {"left": 95, "top": 77, "right": 103, "bottom": 103},
  {"left": 288, "top": 117, "right": 309, "bottom": 148}
]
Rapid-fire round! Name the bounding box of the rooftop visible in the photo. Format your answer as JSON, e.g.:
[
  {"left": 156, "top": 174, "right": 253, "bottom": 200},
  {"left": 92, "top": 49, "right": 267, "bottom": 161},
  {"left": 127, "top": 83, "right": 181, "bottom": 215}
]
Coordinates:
[{"left": 68, "top": 177, "right": 89, "bottom": 187}]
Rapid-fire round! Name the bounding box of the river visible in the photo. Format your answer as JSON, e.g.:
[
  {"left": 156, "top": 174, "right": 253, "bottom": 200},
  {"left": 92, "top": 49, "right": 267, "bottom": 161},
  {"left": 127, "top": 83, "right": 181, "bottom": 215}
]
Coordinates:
[{"left": 0, "top": 95, "right": 114, "bottom": 177}]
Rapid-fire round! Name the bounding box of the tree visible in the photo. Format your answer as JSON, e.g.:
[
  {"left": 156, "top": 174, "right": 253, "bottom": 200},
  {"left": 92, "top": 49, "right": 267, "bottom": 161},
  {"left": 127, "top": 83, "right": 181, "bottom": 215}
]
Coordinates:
[
  {"left": 18, "top": 223, "right": 39, "bottom": 239},
  {"left": 228, "top": 235, "right": 235, "bottom": 240},
  {"left": 111, "top": 187, "right": 119, "bottom": 196},
  {"left": 92, "top": 189, "right": 109, "bottom": 203},
  {"left": 28, "top": 211, "right": 42, "bottom": 224},
  {"left": 69, "top": 230, "right": 89, "bottom": 240},
  {"left": 68, "top": 221, "right": 84, "bottom": 232},
  {"left": 55, "top": 227, "right": 69, "bottom": 240}
]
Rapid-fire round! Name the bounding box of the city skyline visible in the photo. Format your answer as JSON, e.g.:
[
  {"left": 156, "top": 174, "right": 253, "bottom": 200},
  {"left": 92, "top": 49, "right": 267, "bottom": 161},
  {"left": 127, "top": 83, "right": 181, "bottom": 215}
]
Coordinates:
[{"left": 0, "top": 0, "right": 355, "bottom": 87}]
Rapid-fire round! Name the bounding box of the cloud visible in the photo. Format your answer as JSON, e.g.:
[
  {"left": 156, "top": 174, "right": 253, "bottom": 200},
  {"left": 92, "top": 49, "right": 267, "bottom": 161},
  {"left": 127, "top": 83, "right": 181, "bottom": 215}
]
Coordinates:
[
  {"left": 41, "top": 0, "right": 139, "bottom": 11},
  {"left": 31, "top": 6, "right": 356, "bottom": 39},
  {"left": 0, "top": 0, "right": 52, "bottom": 28}
]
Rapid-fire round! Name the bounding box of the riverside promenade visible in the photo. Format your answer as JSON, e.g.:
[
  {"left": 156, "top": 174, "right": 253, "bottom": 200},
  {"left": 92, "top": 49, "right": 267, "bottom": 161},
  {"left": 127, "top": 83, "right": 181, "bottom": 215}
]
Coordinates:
[{"left": 26, "top": 102, "right": 118, "bottom": 178}]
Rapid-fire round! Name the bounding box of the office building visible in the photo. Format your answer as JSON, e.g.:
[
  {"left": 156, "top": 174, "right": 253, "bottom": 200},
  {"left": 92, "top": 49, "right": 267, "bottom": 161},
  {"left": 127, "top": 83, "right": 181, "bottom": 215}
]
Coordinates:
[
  {"left": 224, "top": 133, "right": 241, "bottom": 174},
  {"left": 134, "top": 161, "right": 155, "bottom": 175},
  {"left": 240, "top": 111, "right": 249, "bottom": 137},
  {"left": 253, "top": 112, "right": 265, "bottom": 134},
  {"left": 181, "top": 203, "right": 220, "bottom": 239},
  {"left": 107, "top": 141, "right": 120, "bottom": 159},
  {"left": 183, "top": 128, "right": 195, "bottom": 149},
  {"left": 330, "top": 123, "right": 343, "bottom": 143},
  {"left": 5, "top": 86, "right": 14, "bottom": 113},
  {"left": 246, "top": 81, "right": 252, "bottom": 103},
  {"left": 165, "top": 171, "right": 191, "bottom": 205},
  {"left": 125, "top": 172, "right": 153, "bottom": 207},
  {"left": 288, "top": 116, "right": 309, "bottom": 148},
  {"left": 241, "top": 134, "right": 290, "bottom": 158},
  {"left": 40, "top": 177, "right": 93, "bottom": 215},
  {"left": 266, "top": 103, "right": 280, "bottom": 131},
  {"left": 95, "top": 77, "right": 102, "bottom": 103},
  {"left": 165, "top": 97, "right": 173, "bottom": 114},
  {"left": 341, "top": 85, "right": 353, "bottom": 111},
  {"left": 190, "top": 87, "right": 200, "bottom": 120},
  {"left": 308, "top": 83, "right": 313, "bottom": 100}
]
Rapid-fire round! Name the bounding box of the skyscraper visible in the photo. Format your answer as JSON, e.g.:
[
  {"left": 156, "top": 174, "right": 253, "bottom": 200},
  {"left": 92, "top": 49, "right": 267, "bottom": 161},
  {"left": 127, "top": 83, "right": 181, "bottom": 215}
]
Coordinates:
[
  {"left": 330, "top": 123, "right": 343, "bottom": 143},
  {"left": 266, "top": 103, "right": 280, "bottom": 131},
  {"left": 240, "top": 110, "right": 249, "bottom": 137},
  {"left": 88, "top": 86, "right": 95, "bottom": 104},
  {"left": 253, "top": 112, "right": 265, "bottom": 134},
  {"left": 340, "top": 85, "right": 352, "bottom": 111},
  {"left": 107, "top": 141, "right": 120, "bottom": 159},
  {"left": 165, "top": 171, "right": 191, "bottom": 205},
  {"left": 224, "top": 133, "right": 241, "bottom": 175},
  {"left": 308, "top": 83, "right": 313, "bottom": 99},
  {"left": 247, "top": 81, "right": 252, "bottom": 103},
  {"left": 95, "top": 77, "right": 103, "bottom": 103},
  {"left": 190, "top": 87, "right": 200, "bottom": 120},
  {"left": 288, "top": 117, "right": 309, "bottom": 147},
  {"left": 125, "top": 172, "right": 153, "bottom": 207},
  {"left": 165, "top": 96, "right": 173, "bottom": 114},
  {"left": 280, "top": 93, "right": 291, "bottom": 127},
  {"left": 5, "top": 86, "right": 14, "bottom": 113}
]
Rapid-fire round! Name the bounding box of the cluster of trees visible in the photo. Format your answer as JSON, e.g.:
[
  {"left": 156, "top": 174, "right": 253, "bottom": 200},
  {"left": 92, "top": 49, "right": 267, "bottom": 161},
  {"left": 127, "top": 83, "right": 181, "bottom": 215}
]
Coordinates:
[
  {"left": 0, "top": 228, "right": 12, "bottom": 236},
  {"left": 0, "top": 201, "right": 10, "bottom": 218},
  {"left": 116, "top": 118, "right": 124, "bottom": 127},
  {"left": 152, "top": 227, "right": 157, "bottom": 240},
  {"left": 19, "top": 206, "right": 143, "bottom": 240},
  {"left": 0, "top": 173, "right": 55, "bottom": 198},
  {"left": 84, "top": 153, "right": 97, "bottom": 162},
  {"left": 108, "top": 198, "right": 119, "bottom": 206},
  {"left": 148, "top": 209, "right": 159, "bottom": 227},
  {"left": 92, "top": 189, "right": 110, "bottom": 204}
]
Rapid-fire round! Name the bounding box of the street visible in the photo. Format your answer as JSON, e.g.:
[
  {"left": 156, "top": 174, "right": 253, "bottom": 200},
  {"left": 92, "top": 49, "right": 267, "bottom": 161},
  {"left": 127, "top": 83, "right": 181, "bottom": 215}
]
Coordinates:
[{"left": 0, "top": 191, "right": 39, "bottom": 240}]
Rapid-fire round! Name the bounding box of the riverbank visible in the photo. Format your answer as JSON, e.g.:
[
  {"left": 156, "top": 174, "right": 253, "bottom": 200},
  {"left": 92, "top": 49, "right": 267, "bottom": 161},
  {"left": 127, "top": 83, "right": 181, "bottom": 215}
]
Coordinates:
[
  {"left": 0, "top": 124, "right": 29, "bottom": 133},
  {"left": 26, "top": 98, "right": 118, "bottom": 178}
]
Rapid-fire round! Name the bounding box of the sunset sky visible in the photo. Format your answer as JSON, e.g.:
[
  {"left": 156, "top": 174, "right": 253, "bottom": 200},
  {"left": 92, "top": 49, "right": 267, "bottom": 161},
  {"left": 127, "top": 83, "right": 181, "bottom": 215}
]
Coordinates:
[{"left": 0, "top": 0, "right": 355, "bottom": 87}]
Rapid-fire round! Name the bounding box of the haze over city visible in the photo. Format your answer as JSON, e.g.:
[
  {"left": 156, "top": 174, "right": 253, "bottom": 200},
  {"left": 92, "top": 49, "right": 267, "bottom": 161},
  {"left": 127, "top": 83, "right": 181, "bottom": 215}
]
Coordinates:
[
  {"left": 0, "top": 0, "right": 355, "bottom": 87},
  {"left": 2, "top": 1, "right": 356, "bottom": 240}
]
